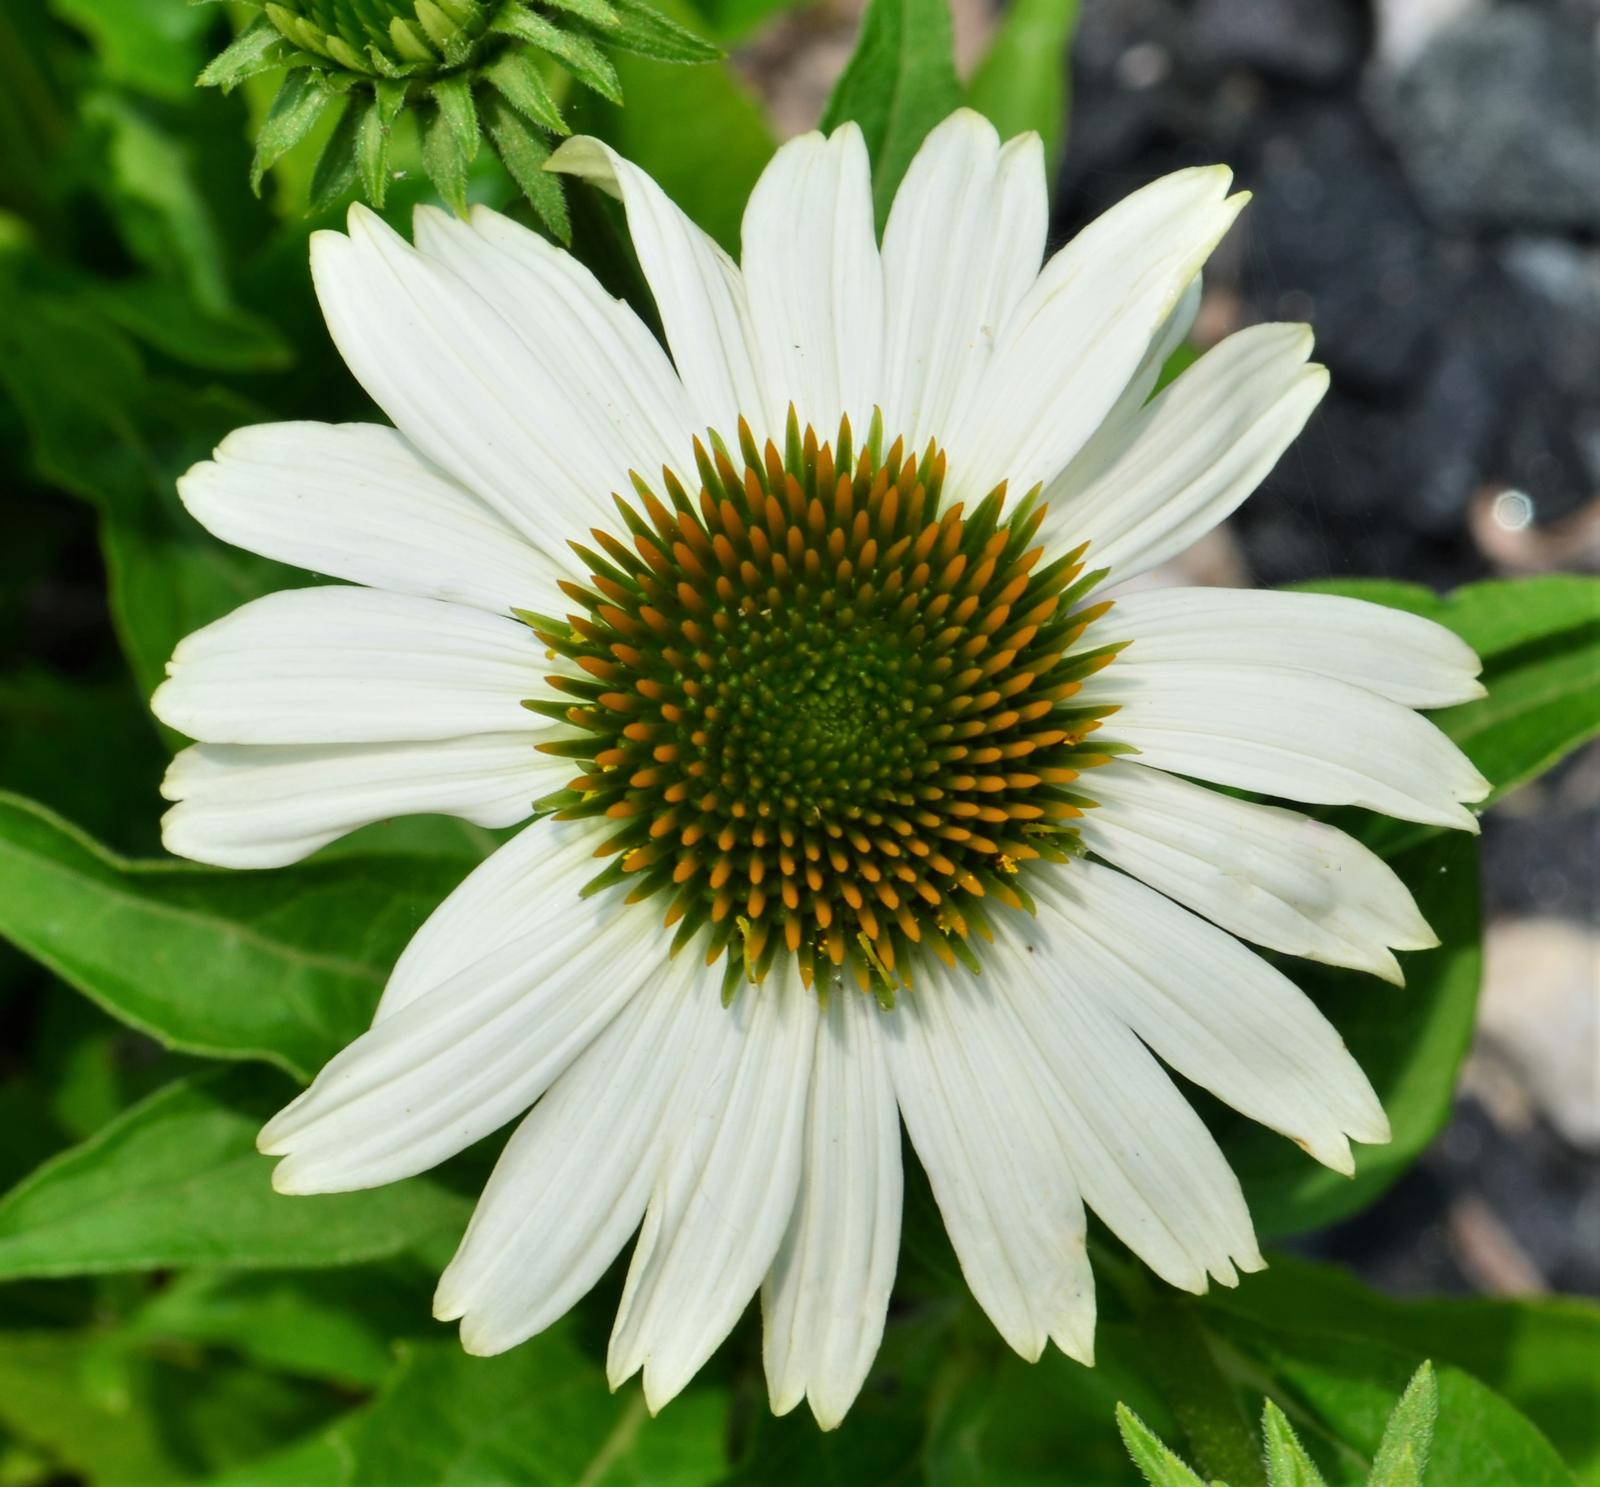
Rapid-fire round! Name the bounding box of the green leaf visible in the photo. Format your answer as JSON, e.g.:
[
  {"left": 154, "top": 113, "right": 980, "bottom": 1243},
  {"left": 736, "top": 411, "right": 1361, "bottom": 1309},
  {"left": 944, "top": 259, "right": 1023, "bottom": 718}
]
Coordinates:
[
  {"left": 340, "top": 1334, "right": 728, "bottom": 1485},
  {"left": 484, "top": 92, "right": 572, "bottom": 241},
  {"left": 0, "top": 1329, "right": 338, "bottom": 1487},
  {"left": 1200, "top": 1256, "right": 1600, "bottom": 1483},
  {"left": 1369, "top": 1364, "right": 1437, "bottom": 1487},
  {"left": 251, "top": 70, "right": 336, "bottom": 194},
  {"left": 967, "top": 0, "right": 1078, "bottom": 179},
  {"left": 820, "top": 0, "right": 963, "bottom": 224},
  {"left": 197, "top": 14, "right": 292, "bottom": 92},
  {"left": 1223, "top": 830, "right": 1480, "bottom": 1237},
  {"left": 605, "top": 0, "right": 723, "bottom": 63},
  {"left": 0, "top": 792, "right": 472, "bottom": 1079},
  {"left": 54, "top": 0, "right": 214, "bottom": 102},
  {"left": 0, "top": 1066, "right": 469, "bottom": 1280},
  {"left": 356, "top": 92, "right": 391, "bottom": 206},
  {"left": 1117, "top": 1404, "right": 1211, "bottom": 1487},
  {"left": 1263, "top": 1400, "right": 1329, "bottom": 1487},
  {"left": 126, "top": 1267, "right": 426, "bottom": 1387}
]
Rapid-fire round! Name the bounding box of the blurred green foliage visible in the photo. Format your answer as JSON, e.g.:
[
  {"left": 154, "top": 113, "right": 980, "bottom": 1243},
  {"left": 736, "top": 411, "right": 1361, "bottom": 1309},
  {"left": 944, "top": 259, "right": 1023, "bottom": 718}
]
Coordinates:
[{"left": 0, "top": 1, "right": 1595, "bottom": 1483}]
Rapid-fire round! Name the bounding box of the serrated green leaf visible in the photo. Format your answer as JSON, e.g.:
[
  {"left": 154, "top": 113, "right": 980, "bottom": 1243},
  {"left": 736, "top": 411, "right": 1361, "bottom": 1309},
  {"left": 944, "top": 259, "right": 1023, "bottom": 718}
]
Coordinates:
[
  {"left": 0, "top": 792, "right": 472, "bottom": 1079},
  {"left": 1370, "top": 1363, "right": 1437, "bottom": 1487},
  {"left": 0, "top": 1066, "right": 469, "bottom": 1280},
  {"left": 485, "top": 47, "right": 568, "bottom": 133},
  {"left": 820, "top": 0, "right": 963, "bottom": 223},
  {"left": 1118, "top": 1403, "right": 1212, "bottom": 1487},
  {"left": 198, "top": 13, "right": 292, "bottom": 91},
  {"left": 251, "top": 69, "right": 335, "bottom": 193},
  {"left": 967, "top": 0, "right": 1078, "bottom": 179},
  {"left": 493, "top": 8, "right": 623, "bottom": 102},
  {"left": 308, "top": 95, "right": 360, "bottom": 212},
  {"left": 483, "top": 93, "right": 571, "bottom": 240},
  {"left": 605, "top": 0, "right": 723, "bottom": 63},
  {"left": 1263, "top": 1400, "right": 1329, "bottom": 1487}
]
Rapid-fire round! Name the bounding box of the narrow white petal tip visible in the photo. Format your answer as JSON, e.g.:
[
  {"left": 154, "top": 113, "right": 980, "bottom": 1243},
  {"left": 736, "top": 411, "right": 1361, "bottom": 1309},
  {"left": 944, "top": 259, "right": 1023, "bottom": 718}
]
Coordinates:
[
  {"left": 458, "top": 1322, "right": 510, "bottom": 1358},
  {"left": 1051, "top": 1329, "right": 1096, "bottom": 1370},
  {"left": 809, "top": 1396, "right": 854, "bottom": 1433},
  {"left": 641, "top": 1364, "right": 689, "bottom": 1416},
  {"left": 766, "top": 1385, "right": 803, "bottom": 1420},
  {"left": 430, "top": 1290, "right": 466, "bottom": 1324},
  {"left": 1372, "top": 952, "right": 1407, "bottom": 989},
  {"left": 1311, "top": 1133, "right": 1357, "bottom": 1178},
  {"left": 267, "top": 1158, "right": 326, "bottom": 1196}
]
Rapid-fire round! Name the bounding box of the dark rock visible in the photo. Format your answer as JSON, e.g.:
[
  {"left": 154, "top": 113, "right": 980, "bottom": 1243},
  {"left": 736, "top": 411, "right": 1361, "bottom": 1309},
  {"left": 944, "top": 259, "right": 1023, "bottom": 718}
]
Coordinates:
[
  {"left": 1376, "top": 7, "right": 1600, "bottom": 232},
  {"left": 1191, "top": 0, "right": 1367, "bottom": 84},
  {"left": 1233, "top": 101, "right": 1445, "bottom": 393}
]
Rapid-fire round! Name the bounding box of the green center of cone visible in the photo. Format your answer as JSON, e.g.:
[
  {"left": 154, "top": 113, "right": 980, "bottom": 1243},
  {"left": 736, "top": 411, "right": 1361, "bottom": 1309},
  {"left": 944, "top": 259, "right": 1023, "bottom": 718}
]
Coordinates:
[{"left": 524, "top": 411, "right": 1124, "bottom": 1003}]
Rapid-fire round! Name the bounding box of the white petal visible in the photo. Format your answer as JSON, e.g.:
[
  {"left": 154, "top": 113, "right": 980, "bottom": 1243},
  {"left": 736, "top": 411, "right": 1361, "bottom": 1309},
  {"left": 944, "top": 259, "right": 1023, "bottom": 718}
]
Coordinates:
[
  {"left": 1046, "top": 274, "right": 1201, "bottom": 501},
  {"left": 310, "top": 206, "right": 668, "bottom": 552},
  {"left": 740, "top": 124, "right": 883, "bottom": 439},
  {"left": 259, "top": 818, "right": 661, "bottom": 1192},
  {"left": 762, "top": 988, "right": 902, "bottom": 1430},
  {"left": 435, "top": 951, "right": 719, "bottom": 1355},
  {"left": 151, "top": 587, "right": 546, "bottom": 745},
  {"left": 1108, "top": 587, "right": 1485, "bottom": 709},
  {"left": 411, "top": 204, "right": 697, "bottom": 481},
  {"left": 608, "top": 967, "right": 818, "bottom": 1413},
  {"left": 946, "top": 167, "right": 1245, "bottom": 502},
  {"left": 1081, "top": 661, "right": 1489, "bottom": 830},
  {"left": 1078, "top": 762, "right": 1438, "bottom": 985},
  {"left": 984, "top": 918, "right": 1263, "bottom": 1292},
  {"left": 375, "top": 803, "right": 621, "bottom": 1021},
  {"left": 880, "top": 962, "right": 1095, "bottom": 1365},
  {"left": 546, "top": 136, "right": 767, "bottom": 440},
  {"left": 160, "top": 734, "right": 563, "bottom": 869},
  {"left": 1032, "top": 862, "right": 1391, "bottom": 1176},
  {"left": 1047, "top": 323, "right": 1327, "bottom": 583},
  {"left": 879, "top": 110, "right": 1047, "bottom": 454},
  {"left": 176, "top": 422, "right": 560, "bottom": 614}
]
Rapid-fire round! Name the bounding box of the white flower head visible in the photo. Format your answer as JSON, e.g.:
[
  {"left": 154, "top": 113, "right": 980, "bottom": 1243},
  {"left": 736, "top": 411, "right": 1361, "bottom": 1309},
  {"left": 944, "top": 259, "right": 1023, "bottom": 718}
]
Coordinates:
[{"left": 152, "top": 110, "right": 1489, "bottom": 1429}]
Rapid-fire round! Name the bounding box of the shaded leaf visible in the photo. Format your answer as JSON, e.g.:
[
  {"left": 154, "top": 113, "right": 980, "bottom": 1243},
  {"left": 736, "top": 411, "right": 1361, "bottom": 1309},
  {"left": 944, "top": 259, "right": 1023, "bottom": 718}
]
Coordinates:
[
  {"left": 820, "top": 0, "right": 963, "bottom": 223},
  {"left": 484, "top": 91, "right": 572, "bottom": 241},
  {"left": 0, "top": 792, "right": 472, "bottom": 1079},
  {"left": 0, "top": 1066, "right": 469, "bottom": 1280},
  {"left": 606, "top": 0, "right": 723, "bottom": 63},
  {"left": 197, "top": 14, "right": 291, "bottom": 93},
  {"left": 251, "top": 70, "right": 336, "bottom": 193}
]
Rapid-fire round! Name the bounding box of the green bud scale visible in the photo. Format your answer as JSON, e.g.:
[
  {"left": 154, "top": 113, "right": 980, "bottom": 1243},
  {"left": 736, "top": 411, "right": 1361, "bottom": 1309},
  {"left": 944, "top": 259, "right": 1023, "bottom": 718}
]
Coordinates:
[
  {"left": 198, "top": 0, "right": 720, "bottom": 236},
  {"left": 525, "top": 411, "right": 1126, "bottom": 1005}
]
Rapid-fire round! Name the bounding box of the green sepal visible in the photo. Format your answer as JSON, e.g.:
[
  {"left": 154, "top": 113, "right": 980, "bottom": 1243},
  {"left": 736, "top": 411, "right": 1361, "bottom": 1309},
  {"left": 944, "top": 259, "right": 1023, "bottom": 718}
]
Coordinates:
[
  {"left": 308, "top": 96, "right": 361, "bottom": 213},
  {"left": 421, "top": 81, "right": 476, "bottom": 214},
  {"left": 492, "top": 9, "right": 622, "bottom": 102},
  {"left": 432, "top": 73, "right": 481, "bottom": 161},
  {"left": 356, "top": 93, "right": 390, "bottom": 206},
  {"left": 389, "top": 15, "right": 439, "bottom": 63},
  {"left": 197, "top": 13, "right": 291, "bottom": 90},
  {"left": 485, "top": 47, "right": 569, "bottom": 135},
  {"left": 1262, "top": 1400, "right": 1329, "bottom": 1487},
  {"left": 1115, "top": 1405, "right": 1210, "bottom": 1487},
  {"left": 250, "top": 68, "right": 336, "bottom": 194},
  {"left": 542, "top": 0, "right": 623, "bottom": 31},
  {"left": 484, "top": 94, "right": 571, "bottom": 241},
  {"left": 1369, "top": 1363, "right": 1437, "bottom": 1487},
  {"left": 602, "top": 0, "right": 722, "bottom": 63}
]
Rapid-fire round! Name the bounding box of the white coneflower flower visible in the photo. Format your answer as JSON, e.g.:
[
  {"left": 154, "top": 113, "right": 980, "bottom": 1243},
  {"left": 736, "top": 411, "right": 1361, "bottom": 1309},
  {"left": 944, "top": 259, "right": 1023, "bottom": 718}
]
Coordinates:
[{"left": 152, "top": 110, "right": 1488, "bottom": 1428}]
